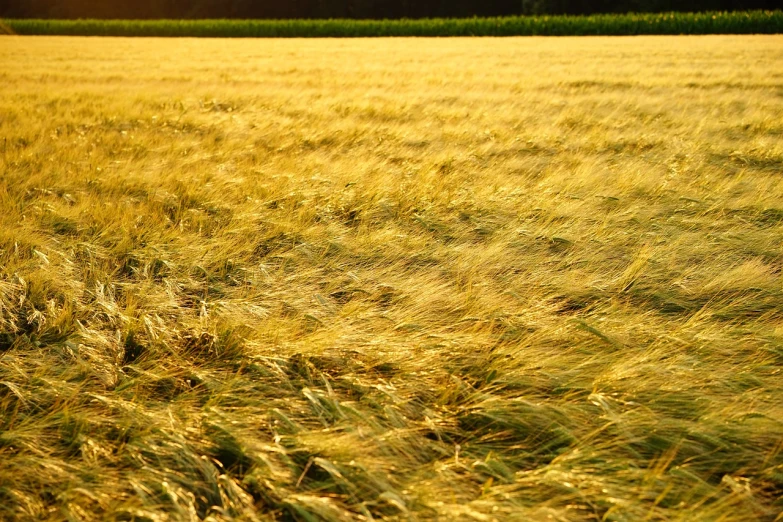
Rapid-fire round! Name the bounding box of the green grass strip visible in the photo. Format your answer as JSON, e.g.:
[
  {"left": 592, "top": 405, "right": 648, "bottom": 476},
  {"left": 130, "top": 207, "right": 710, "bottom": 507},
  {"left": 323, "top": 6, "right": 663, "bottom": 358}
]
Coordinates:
[{"left": 1, "top": 11, "right": 782, "bottom": 37}]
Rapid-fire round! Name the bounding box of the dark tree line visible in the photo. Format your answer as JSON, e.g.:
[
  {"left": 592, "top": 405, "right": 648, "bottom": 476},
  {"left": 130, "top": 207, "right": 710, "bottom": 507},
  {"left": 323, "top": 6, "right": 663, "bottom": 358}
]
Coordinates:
[{"left": 0, "top": 0, "right": 778, "bottom": 19}]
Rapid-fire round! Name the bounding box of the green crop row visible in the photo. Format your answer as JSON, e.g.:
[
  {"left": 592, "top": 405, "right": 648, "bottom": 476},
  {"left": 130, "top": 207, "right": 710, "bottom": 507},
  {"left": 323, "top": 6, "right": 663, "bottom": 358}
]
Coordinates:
[{"left": 2, "top": 11, "right": 782, "bottom": 37}]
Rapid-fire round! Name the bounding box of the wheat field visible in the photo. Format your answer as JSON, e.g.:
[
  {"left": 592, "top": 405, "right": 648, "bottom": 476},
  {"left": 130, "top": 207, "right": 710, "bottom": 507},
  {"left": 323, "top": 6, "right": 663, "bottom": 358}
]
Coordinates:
[{"left": 0, "top": 35, "right": 782, "bottom": 521}]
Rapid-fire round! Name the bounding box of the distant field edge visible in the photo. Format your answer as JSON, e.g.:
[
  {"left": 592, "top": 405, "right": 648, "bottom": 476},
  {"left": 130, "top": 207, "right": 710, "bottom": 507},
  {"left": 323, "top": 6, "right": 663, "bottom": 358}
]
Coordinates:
[{"left": 2, "top": 11, "right": 782, "bottom": 37}]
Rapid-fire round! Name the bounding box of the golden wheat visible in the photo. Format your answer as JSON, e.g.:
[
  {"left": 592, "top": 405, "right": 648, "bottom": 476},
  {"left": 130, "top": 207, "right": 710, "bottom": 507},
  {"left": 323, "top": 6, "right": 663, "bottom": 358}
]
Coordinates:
[{"left": 0, "top": 35, "right": 782, "bottom": 521}]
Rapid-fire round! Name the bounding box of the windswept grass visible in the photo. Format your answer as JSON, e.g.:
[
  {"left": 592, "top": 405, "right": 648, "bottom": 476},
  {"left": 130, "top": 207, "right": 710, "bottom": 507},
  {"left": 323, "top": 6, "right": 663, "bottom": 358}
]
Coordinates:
[
  {"left": 0, "top": 35, "right": 782, "bottom": 520},
  {"left": 2, "top": 11, "right": 783, "bottom": 38}
]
